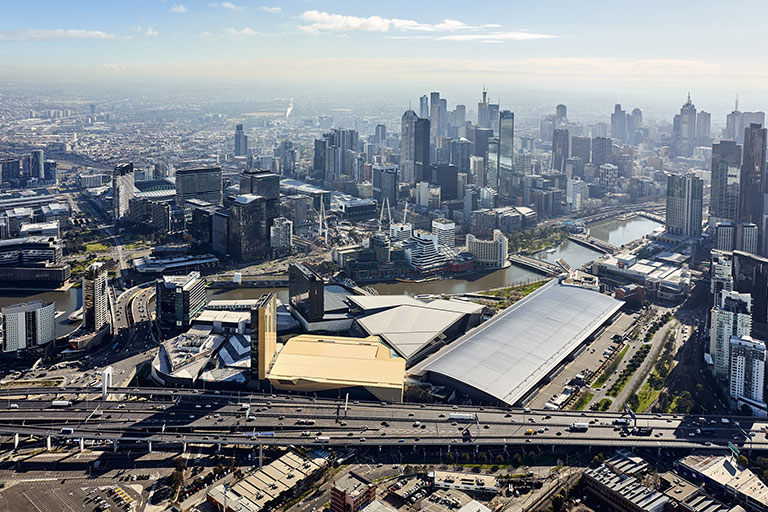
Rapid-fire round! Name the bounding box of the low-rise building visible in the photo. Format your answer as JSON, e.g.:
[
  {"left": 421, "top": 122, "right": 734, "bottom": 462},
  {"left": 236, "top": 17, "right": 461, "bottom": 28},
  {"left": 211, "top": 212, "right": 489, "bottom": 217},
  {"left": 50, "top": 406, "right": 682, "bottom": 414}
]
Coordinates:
[
  {"left": 207, "top": 450, "right": 328, "bottom": 512},
  {"left": 331, "top": 472, "right": 376, "bottom": 512},
  {"left": 676, "top": 455, "right": 768, "bottom": 512}
]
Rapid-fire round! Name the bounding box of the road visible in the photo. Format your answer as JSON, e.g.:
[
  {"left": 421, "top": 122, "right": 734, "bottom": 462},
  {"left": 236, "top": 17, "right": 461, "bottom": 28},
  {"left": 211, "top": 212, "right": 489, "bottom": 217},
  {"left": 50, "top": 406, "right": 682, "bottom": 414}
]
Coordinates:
[{"left": 0, "top": 387, "right": 765, "bottom": 453}]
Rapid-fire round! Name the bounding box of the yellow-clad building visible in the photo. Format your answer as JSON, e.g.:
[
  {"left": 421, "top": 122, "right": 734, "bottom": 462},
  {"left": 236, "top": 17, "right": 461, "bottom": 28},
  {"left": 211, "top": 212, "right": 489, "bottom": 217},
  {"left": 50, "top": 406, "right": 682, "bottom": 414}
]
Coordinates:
[{"left": 267, "top": 335, "right": 405, "bottom": 402}]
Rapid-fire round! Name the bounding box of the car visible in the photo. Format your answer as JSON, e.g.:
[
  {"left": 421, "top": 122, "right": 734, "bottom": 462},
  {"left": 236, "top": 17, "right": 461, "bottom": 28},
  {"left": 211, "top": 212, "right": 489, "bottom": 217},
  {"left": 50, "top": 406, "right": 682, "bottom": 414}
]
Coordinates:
[
  {"left": 359, "top": 438, "right": 366, "bottom": 443},
  {"left": 408, "top": 412, "right": 415, "bottom": 416},
  {"left": 398, "top": 438, "right": 405, "bottom": 442},
  {"left": 347, "top": 432, "right": 354, "bottom": 436},
  {"left": 555, "top": 431, "right": 562, "bottom": 436},
  {"left": 483, "top": 425, "right": 490, "bottom": 429}
]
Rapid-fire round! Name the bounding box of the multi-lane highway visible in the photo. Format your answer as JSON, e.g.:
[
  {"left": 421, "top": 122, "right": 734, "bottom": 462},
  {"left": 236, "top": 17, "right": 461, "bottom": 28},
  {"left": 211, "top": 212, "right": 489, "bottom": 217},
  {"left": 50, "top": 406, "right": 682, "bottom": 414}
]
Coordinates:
[{"left": 0, "top": 387, "right": 766, "bottom": 453}]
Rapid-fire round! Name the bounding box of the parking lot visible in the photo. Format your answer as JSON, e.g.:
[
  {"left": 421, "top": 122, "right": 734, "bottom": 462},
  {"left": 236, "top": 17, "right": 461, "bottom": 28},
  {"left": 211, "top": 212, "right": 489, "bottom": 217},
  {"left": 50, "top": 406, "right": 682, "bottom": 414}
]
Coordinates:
[{"left": 0, "top": 481, "right": 144, "bottom": 512}]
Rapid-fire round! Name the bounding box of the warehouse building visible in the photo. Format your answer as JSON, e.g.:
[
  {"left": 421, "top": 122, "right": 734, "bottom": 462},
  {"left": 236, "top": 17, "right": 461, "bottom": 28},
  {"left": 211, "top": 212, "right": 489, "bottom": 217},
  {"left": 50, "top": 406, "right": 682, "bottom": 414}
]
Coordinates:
[{"left": 412, "top": 278, "right": 623, "bottom": 406}]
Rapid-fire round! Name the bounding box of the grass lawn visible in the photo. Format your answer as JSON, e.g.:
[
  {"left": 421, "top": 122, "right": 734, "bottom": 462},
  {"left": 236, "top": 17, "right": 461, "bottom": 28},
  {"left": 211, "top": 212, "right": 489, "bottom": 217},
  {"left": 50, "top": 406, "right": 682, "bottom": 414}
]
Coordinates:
[
  {"left": 593, "top": 344, "right": 629, "bottom": 388},
  {"left": 595, "top": 398, "right": 612, "bottom": 411},
  {"left": 636, "top": 373, "right": 664, "bottom": 412},
  {"left": 85, "top": 242, "right": 109, "bottom": 253},
  {"left": 126, "top": 241, "right": 148, "bottom": 250},
  {"left": 573, "top": 391, "right": 594, "bottom": 411}
]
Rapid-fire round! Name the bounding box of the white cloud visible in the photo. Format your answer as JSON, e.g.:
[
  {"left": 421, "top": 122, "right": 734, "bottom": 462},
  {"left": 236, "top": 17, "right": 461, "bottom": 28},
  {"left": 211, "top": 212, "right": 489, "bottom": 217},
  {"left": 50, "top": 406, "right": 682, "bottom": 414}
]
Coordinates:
[
  {"left": 259, "top": 6, "right": 281, "bottom": 14},
  {"left": 145, "top": 27, "right": 158, "bottom": 37},
  {"left": 299, "top": 11, "right": 389, "bottom": 34},
  {"left": 169, "top": 4, "right": 187, "bottom": 13},
  {"left": 0, "top": 29, "right": 129, "bottom": 41},
  {"left": 297, "top": 10, "right": 556, "bottom": 42},
  {"left": 209, "top": 2, "right": 242, "bottom": 10},
  {"left": 224, "top": 27, "right": 263, "bottom": 39}
]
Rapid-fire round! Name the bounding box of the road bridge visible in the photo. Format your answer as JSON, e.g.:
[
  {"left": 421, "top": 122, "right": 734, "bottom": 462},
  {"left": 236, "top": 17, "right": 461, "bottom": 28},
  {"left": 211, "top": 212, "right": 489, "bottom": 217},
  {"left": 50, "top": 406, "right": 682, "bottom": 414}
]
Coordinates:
[
  {"left": 0, "top": 387, "right": 765, "bottom": 454},
  {"left": 508, "top": 254, "right": 562, "bottom": 276}
]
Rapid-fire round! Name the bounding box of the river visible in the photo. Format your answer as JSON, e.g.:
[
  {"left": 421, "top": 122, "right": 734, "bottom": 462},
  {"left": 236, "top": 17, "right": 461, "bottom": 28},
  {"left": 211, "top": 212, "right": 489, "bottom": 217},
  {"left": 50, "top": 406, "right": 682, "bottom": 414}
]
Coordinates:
[{"left": 206, "top": 215, "right": 663, "bottom": 301}]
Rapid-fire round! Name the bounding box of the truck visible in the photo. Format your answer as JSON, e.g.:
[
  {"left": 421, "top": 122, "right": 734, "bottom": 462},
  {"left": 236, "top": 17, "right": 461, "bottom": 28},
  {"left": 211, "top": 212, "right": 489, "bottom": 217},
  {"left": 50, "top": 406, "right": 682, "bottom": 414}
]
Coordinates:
[
  {"left": 449, "top": 413, "right": 478, "bottom": 422},
  {"left": 569, "top": 422, "right": 590, "bottom": 432},
  {"left": 60, "top": 427, "right": 74, "bottom": 435},
  {"left": 612, "top": 418, "right": 630, "bottom": 426},
  {"left": 315, "top": 436, "right": 330, "bottom": 444},
  {"left": 51, "top": 400, "right": 73, "bottom": 408},
  {"left": 721, "top": 418, "right": 730, "bottom": 424}
]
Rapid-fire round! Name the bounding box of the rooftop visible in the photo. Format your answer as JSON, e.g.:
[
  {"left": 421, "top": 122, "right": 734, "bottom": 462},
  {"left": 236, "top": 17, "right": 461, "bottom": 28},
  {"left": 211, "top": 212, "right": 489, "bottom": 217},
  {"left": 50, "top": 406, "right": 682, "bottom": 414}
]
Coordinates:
[
  {"left": 413, "top": 280, "right": 623, "bottom": 405},
  {"left": 267, "top": 335, "right": 405, "bottom": 402},
  {"left": 334, "top": 472, "right": 374, "bottom": 495}
]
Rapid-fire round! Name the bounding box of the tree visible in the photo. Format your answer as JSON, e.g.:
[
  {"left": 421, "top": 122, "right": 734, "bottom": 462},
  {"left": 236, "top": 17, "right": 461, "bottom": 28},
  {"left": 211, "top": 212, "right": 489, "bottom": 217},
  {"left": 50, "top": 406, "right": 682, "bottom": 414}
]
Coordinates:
[
  {"left": 674, "top": 391, "right": 694, "bottom": 414},
  {"left": 173, "top": 458, "right": 187, "bottom": 472},
  {"left": 496, "top": 454, "right": 505, "bottom": 464},
  {"left": 513, "top": 453, "right": 523, "bottom": 467},
  {"left": 628, "top": 394, "right": 640, "bottom": 409},
  {"left": 461, "top": 453, "right": 471, "bottom": 464},
  {"left": 738, "top": 455, "right": 749, "bottom": 468},
  {"left": 169, "top": 469, "right": 184, "bottom": 493},
  {"left": 478, "top": 452, "right": 488, "bottom": 464}
]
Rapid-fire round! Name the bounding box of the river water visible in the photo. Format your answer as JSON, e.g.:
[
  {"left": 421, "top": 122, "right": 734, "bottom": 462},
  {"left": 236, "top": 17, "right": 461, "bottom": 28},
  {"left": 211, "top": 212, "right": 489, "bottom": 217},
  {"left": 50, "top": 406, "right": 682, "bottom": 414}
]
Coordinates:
[{"left": 206, "top": 215, "right": 663, "bottom": 301}]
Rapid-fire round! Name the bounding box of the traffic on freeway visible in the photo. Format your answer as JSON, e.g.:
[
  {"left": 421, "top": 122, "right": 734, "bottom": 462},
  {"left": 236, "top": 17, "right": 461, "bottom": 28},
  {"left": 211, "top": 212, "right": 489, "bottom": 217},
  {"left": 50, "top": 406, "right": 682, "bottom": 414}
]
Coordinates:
[{"left": 0, "top": 387, "right": 765, "bottom": 452}]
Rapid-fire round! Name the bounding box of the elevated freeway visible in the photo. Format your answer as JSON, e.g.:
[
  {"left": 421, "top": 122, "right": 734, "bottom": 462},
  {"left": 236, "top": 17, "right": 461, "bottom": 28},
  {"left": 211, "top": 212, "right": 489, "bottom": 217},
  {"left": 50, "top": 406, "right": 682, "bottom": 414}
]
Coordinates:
[{"left": 0, "top": 387, "right": 765, "bottom": 454}]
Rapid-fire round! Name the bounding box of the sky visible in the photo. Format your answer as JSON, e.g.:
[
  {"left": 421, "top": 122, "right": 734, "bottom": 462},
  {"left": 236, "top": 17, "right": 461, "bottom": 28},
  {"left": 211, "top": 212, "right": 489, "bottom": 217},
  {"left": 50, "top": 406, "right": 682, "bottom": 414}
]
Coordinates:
[{"left": 3, "top": 1, "right": 768, "bottom": 110}]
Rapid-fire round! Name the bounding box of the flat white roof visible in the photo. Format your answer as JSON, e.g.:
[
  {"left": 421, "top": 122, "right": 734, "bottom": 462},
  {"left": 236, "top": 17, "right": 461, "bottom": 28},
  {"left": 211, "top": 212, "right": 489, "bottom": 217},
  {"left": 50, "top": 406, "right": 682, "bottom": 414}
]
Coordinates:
[{"left": 414, "top": 280, "right": 623, "bottom": 405}]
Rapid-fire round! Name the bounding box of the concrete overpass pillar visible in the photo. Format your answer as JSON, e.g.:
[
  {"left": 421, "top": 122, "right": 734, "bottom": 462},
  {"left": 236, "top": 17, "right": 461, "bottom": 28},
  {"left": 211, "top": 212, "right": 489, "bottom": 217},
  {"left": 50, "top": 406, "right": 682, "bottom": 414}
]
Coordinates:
[
  {"left": 102, "top": 366, "right": 113, "bottom": 400},
  {"left": 46, "top": 436, "right": 51, "bottom": 452},
  {"left": 552, "top": 445, "right": 555, "bottom": 454},
  {"left": 79, "top": 438, "right": 85, "bottom": 452},
  {"left": 378, "top": 445, "right": 382, "bottom": 453},
  {"left": 474, "top": 445, "right": 479, "bottom": 454},
  {"left": 147, "top": 441, "right": 152, "bottom": 453},
  {"left": 657, "top": 447, "right": 661, "bottom": 457},
  {"left": 13, "top": 433, "right": 18, "bottom": 450},
  {"left": 217, "top": 443, "right": 221, "bottom": 453},
  {"left": 113, "top": 440, "right": 118, "bottom": 453},
  {"left": 259, "top": 444, "right": 263, "bottom": 469},
  {"left": 182, "top": 441, "right": 187, "bottom": 453}
]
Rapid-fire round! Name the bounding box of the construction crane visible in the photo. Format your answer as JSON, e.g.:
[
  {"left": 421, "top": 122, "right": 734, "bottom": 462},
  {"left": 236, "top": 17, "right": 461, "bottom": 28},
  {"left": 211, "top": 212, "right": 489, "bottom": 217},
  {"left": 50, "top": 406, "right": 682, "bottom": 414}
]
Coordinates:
[
  {"left": 402, "top": 200, "right": 409, "bottom": 224},
  {"left": 377, "top": 196, "right": 393, "bottom": 234}
]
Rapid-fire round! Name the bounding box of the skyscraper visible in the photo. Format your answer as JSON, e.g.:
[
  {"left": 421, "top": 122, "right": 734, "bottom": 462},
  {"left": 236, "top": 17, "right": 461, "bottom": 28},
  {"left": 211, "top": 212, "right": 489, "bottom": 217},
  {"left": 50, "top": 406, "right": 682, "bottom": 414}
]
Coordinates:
[
  {"left": 0, "top": 301, "right": 55, "bottom": 352},
  {"left": 665, "top": 173, "right": 703, "bottom": 238},
  {"left": 738, "top": 124, "right": 767, "bottom": 233},
  {"left": 419, "top": 95, "right": 429, "bottom": 119},
  {"left": 696, "top": 111, "right": 711, "bottom": 147},
  {"left": 673, "top": 94, "right": 697, "bottom": 157},
  {"left": 710, "top": 140, "right": 742, "bottom": 225},
  {"left": 413, "top": 118, "right": 430, "bottom": 183},
  {"left": 374, "top": 124, "right": 387, "bottom": 146},
  {"left": 591, "top": 137, "right": 613, "bottom": 167},
  {"left": 83, "top": 262, "right": 109, "bottom": 334},
  {"left": 234, "top": 124, "right": 248, "bottom": 157},
  {"left": 372, "top": 164, "right": 398, "bottom": 207},
  {"left": 729, "top": 335, "right": 766, "bottom": 411},
  {"left": 175, "top": 167, "right": 223, "bottom": 206},
  {"left": 229, "top": 194, "right": 269, "bottom": 261},
  {"left": 497, "top": 110, "right": 515, "bottom": 200},
  {"left": 477, "top": 88, "right": 490, "bottom": 129},
  {"left": 400, "top": 110, "right": 417, "bottom": 183},
  {"left": 555, "top": 104, "right": 567, "bottom": 125},
  {"left": 29, "top": 149, "right": 44, "bottom": 178},
  {"left": 155, "top": 272, "right": 207, "bottom": 330},
  {"left": 112, "top": 163, "right": 135, "bottom": 220},
  {"left": 552, "top": 128, "right": 569, "bottom": 172},
  {"left": 610, "top": 104, "right": 627, "bottom": 142},
  {"left": 571, "top": 136, "right": 591, "bottom": 171},
  {"left": 710, "top": 290, "right": 752, "bottom": 379}
]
